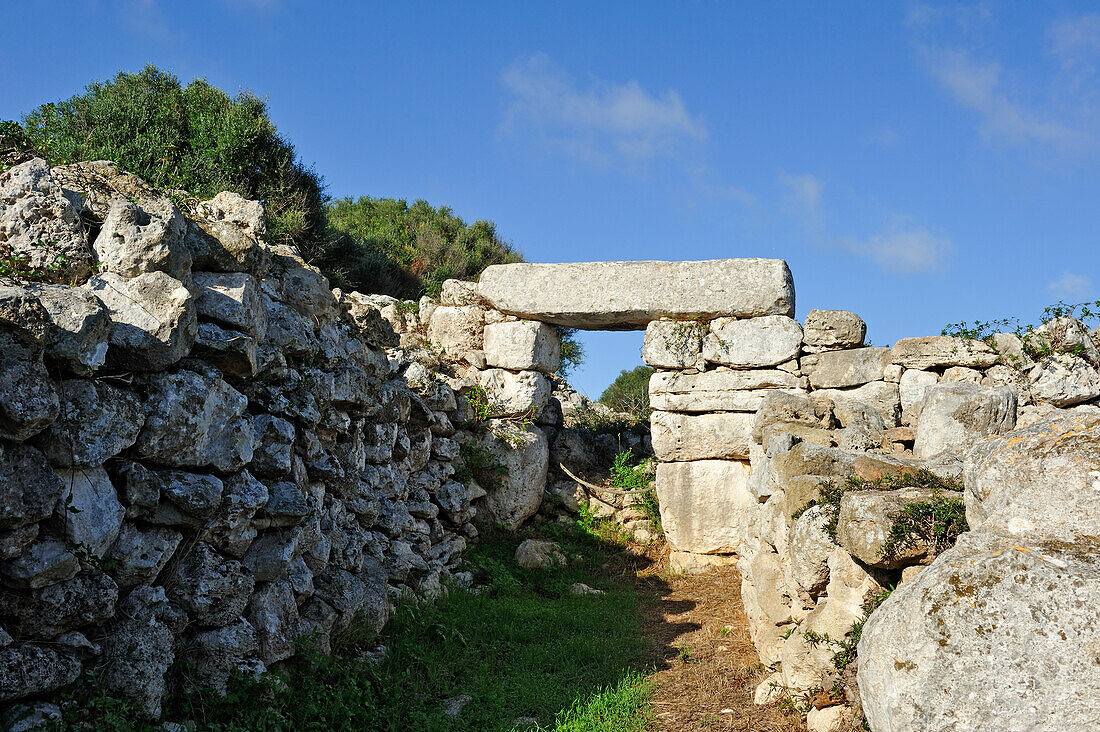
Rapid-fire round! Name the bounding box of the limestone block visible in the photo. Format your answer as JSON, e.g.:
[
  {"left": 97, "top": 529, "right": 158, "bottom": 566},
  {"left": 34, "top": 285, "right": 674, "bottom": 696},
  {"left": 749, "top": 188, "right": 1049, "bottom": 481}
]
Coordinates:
[
  {"left": 813, "top": 381, "right": 901, "bottom": 427},
  {"left": 428, "top": 305, "right": 484, "bottom": 359},
  {"left": 479, "top": 423, "right": 549, "bottom": 530},
  {"left": 0, "top": 645, "right": 81, "bottom": 703},
  {"left": 478, "top": 259, "right": 796, "bottom": 328},
  {"left": 477, "top": 368, "right": 551, "bottom": 418},
  {"left": 649, "top": 368, "right": 806, "bottom": 412},
  {"left": 93, "top": 199, "right": 190, "bottom": 280},
  {"left": 440, "top": 279, "right": 481, "bottom": 306},
  {"left": 913, "top": 383, "right": 1016, "bottom": 459},
  {"left": 858, "top": 530, "right": 1100, "bottom": 732},
  {"left": 942, "top": 365, "right": 982, "bottom": 383},
  {"left": 54, "top": 467, "right": 124, "bottom": 558},
  {"left": 899, "top": 368, "right": 938, "bottom": 425},
  {"left": 642, "top": 320, "right": 705, "bottom": 369},
  {"left": 964, "top": 413, "right": 1100, "bottom": 542},
  {"left": 483, "top": 320, "right": 560, "bottom": 373},
  {"left": 650, "top": 410, "right": 754, "bottom": 461},
  {"left": 802, "top": 347, "right": 890, "bottom": 389},
  {"left": 669, "top": 551, "right": 738, "bottom": 574},
  {"left": 656, "top": 460, "right": 753, "bottom": 554},
  {"left": 37, "top": 379, "right": 144, "bottom": 467},
  {"left": 753, "top": 391, "right": 835, "bottom": 440},
  {"left": 84, "top": 271, "right": 197, "bottom": 371},
  {"left": 166, "top": 542, "right": 254, "bottom": 628},
  {"left": 703, "top": 315, "right": 803, "bottom": 368},
  {"left": 514, "top": 539, "right": 566, "bottom": 569},
  {"left": 0, "top": 359, "right": 58, "bottom": 441},
  {"left": 836, "top": 488, "right": 943, "bottom": 569},
  {"left": 790, "top": 505, "right": 836, "bottom": 596},
  {"left": 28, "top": 284, "right": 111, "bottom": 376},
  {"left": 890, "top": 335, "right": 997, "bottom": 369},
  {"left": 106, "top": 524, "right": 182, "bottom": 588},
  {"left": 192, "top": 271, "right": 266, "bottom": 338},
  {"left": 192, "top": 322, "right": 258, "bottom": 378},
  {"left": 1029, "top": 354, "right": 1100, "bottom": 407},
  {"left": 802, "top": 308, "right": 866, "bottom": 350},
  {"left": 0, "top": 442, "right": 65, "bottom": 529}
]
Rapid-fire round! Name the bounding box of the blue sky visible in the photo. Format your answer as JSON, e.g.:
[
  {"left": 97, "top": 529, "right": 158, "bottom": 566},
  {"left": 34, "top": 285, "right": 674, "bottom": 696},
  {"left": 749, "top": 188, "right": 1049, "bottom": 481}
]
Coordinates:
[{"left": 3, "top": 1, "right": 1100, "bottom": 397}]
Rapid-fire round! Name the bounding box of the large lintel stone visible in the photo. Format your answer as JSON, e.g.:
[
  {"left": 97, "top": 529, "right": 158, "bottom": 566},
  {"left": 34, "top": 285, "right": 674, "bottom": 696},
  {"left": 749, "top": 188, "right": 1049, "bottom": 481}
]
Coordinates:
[{"left": 477, "top": 259, "right": 794, "bottom": 329}]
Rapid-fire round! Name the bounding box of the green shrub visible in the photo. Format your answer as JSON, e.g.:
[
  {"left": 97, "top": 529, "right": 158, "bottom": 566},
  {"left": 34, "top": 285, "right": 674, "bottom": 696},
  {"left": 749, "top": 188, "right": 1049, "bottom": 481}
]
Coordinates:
[
  {"left": 325, "top": 196, "right": 522, "bottom": 299},
  {"left": 880, "top": 493, "right": 968, "bottom": 561},
  {"left": 598, "top": 366, "right": 654, "bottom": 419},
  {"left": 20, "top": 65, "right": 327, "bottom": 256}
]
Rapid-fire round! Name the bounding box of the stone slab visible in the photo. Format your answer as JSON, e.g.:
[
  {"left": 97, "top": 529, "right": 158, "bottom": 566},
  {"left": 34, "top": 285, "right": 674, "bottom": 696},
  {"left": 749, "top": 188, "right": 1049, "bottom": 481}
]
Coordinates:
[
  {"left": 477, "top": 259, "right": 795, "bottom": 329},
  {"left": 656, "top": 460, "right": 754, "bottom": 554}
]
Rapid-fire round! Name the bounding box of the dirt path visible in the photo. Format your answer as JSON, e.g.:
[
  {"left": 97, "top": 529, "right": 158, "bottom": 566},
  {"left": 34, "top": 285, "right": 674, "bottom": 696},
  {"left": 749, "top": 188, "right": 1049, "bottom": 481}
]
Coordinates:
[{"left": 637, "top": 559, "right": 807, "bottom": 732}]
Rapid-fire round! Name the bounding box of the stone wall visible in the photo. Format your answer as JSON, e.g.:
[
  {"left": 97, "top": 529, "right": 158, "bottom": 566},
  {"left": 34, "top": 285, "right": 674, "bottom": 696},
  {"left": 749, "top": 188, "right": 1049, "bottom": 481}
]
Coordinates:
[{"left": 0, "top": 159, "right": 486, "bottom": 720}]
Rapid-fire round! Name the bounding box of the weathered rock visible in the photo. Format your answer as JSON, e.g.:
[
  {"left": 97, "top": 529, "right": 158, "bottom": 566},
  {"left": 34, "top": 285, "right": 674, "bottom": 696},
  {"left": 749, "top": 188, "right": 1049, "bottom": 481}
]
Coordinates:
[
  {"left": 242, "top": 527, "right": 300, "bottom": 582},
  {"left": 651, "top": 410, "right": 754, "bottom": 461},
  {"left": 0, "top": 644, "right": 81, "bottom": 703},
  {"left": 802, "top": 309, "right": 866, "bottom": 350},
  {"left": 250, "top": 415, "right": 295, "bottom": 478},
  {"left": 478, "top": 259, "right": 796, "bottom": 328},
  {"left": 85, "top": 271, "right": 197, "bottom": 370},
  {"left": 55, "top": 467, "right": 124, "bottom": 558},
  {"left": 650, "top": 368, "right": 805, "bottom": 412},
  {"left": 93, "top": 198, "right": 190, "bottom": 280},
  {"left": 514, "top": 539, "right": 566, "bottom": 569},
  {"left": 203, "top": 470, "right": 268, "bottom": 557},
  {"left": 964, "top": 413, "right": 1100, "bottom": 542},
  {"left": 813, "top": 381, "right": 901, "bottom": 427},
  {"left": 802, "top": 347, "right": 890, "bottom": 389},
  {"left": 477, "top": 368, "right": 551, "bottom": 418},
  {"left": 753, "top": 390, "right": 835, "bottom": 440},
  {"left": 0, "top": 286, "right": 53, "bottom": 354},
  {"left": 192, "top": 321, "right": 258, "bottom": 377},
  {"left": 3, "top": 702, "right": 63, "bottom": 731},
  {"left": 478, "top": 423, "right": 549, "bottom": 530},
  {"left": 0, "top": 159, "right": 91, "bottom": 281},
  {"left": 187, "top": 193, "right": 270, "bottom": 275},
  {"left": 27, "top": 284, "right": 111, "bottom": 375},
  {"left": 483, "top": 320, "right": 560, "bottom": 373},
  {"left": 656, "top": 460, "right": 753, "bottom": 554},
  {"left": 899, "top": 368, "right": 938, "bottom": 424},
  {"left": 1030, "top": 317, "right": 1100, "bottom": 366},
  {"left": 182, "top": 620, "right": 259, "bottom": 696},
  {"left": 0, "top": 538, "right": 78, "bottom": 590},
  {"left": 669, "top": 550, "right": 739, "bottom": 574},
  {"left": 0, "top": 358, "right": 58, "bottom": 441},
  {"left": 790, "top": 505, "right": 836, "bottom": 596},
  {"left": 428, "top": 305, "right": 484, "bottom": 357},
  {"left": 890, "top": 335, "right": 997, "bottom": 369},
  {"left": 166, "top": 542, "right": 254, "bottom": 627},
  {"left": 1028, "top": 354, "right": 1100, "bottom": 407},
  {"left": 192, "top": 271, "right": 266, "bottom": 338},
  {"left": 913, "top": 383, "right": 1017, "bottom": 459},
  {"left": 37, "top": 379, "right": 143, "bottom": 466},
  {"left": 440, "top": 278, "right": 481, "bottom": 306},
  {"left": 106, "top": 523, "right": 182, "bottom": 588},
  {"left": 247, "top": 580, "right": 300, "bottom": 664},
  {"left": 836, "top": 488, "right": 944, "bottom": 569},
  {"left": 99, "top": 586, "right": 181, "bottom": 719},
  {"left": 0, "top": 570, "right": 118, "bottom": 639},
  {"left": 135, "top": 370, "right": 253, "bottom": 472},
  {"left": 642, "top": 320, "right": 706, "bottom": 369},
  {"left": 703, "top": 315, "right": 803, "bottom": 368},
  {"left": 0, "top": 442, "right": 64, "bottom": 529},
  {"left": 858, "top": 530, "right": 1100, "bottom": 732}
]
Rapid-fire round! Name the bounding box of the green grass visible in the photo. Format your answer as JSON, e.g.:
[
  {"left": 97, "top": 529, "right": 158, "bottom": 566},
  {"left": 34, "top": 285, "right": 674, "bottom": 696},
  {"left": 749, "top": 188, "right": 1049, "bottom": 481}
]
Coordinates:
[{"left": 60, "top": 522, "right": 654, "bottom": 732}]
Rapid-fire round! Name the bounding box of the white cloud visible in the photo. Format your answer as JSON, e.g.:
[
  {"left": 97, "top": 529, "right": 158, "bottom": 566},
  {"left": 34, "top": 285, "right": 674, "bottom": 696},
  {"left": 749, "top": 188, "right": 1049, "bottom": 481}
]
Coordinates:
[
  {"left": 778, "top": 172, "right": 823, "bottom": 215},
  {"left": 1049, "top": 272, "right": 1093, "bottom": 299},
  {"left": 833, "top": 221, "right": 953, "bottom": 274},
  {"left": 923, "top": 47, "right": 1088, "bottom": 151},
  {"left": 501, "top": 52, "right": 707, "bottom": 165},
  {"left": 121, "top": 0, "right": 181, "bottom": 44}
]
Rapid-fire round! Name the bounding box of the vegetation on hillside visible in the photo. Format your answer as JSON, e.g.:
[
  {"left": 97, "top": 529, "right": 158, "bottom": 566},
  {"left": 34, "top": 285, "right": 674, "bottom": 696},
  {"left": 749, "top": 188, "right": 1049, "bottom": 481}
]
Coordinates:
[{"left": 599, "top": 366, "right": 655, "bottom": 419}]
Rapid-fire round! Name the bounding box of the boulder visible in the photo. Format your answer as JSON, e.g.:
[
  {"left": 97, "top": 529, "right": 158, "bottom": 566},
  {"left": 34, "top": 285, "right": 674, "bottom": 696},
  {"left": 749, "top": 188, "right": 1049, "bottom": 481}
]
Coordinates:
[
  {"left": 801, "top": 347, "right": 890, "bottom": 389},
  {"left": 54, "top": 467, "right": 124, "bottom": 558},
  {"left": 135, "top": 370, "right": 253, "bottom": 472},
  {"left": 0, "top": 442, "right": 65, "bottom": 529},
  {"left": 0, "top": 645, "right": 81, "bottom": 703},
  {"left": 440, "top": 278, "right": 481, "bottom": 306},
  {"left": 802, "top": 309, "right": 866, "bottom": 350},
  {"left": 192, "top": 271, "right": 266, "bottom": 338},
  {"left": 37, "top": 379, "right": 144, "bottom": 467},
  {"left": 0, "top": 159, "right": 91, "bottom": 281},
  {"left": 242, "top": 527, "right": 300, "bottom": 582},
  {"left": 703, "top": 315, "right": 803, "bottom": 368},
  {"left": 0, "top": 570, "right": 118, "bottom": 639},
  {"left": 964, "top": 413, "right": 1100, "bottom": 542},
  {"left": 835, "top": 488, "right": 944, "bottom": 569},
  {"left": 1030, "top": 317, "right": 1100, "bottom": 366},
  {"left": 84, "top": 271, "right": 197, "bottom": 370},
  {"left": 203, "top": 470, "right": 268, "bottom": 557},
  {"left": 913, "top": 383, "right": 1017, "bottom": 459},
  {"left": 656, "top": 460, "right": 753, "bottom": 554},
  {"left": 650, "top": 410, "right": 754, "bottom": 461},
  {"left": 514, "top": 539, "right": 566, "bottom": 569},
  {"left": 477, "top": 368, "right": 551, "bottom": 418},
  {"left": 1028, "top": 354, "right": 1100, "bottom": 407},
  {"left": 0, "top": 538, "right": 79, "bottom": 590},
  {"left": 182, "top": 620, "right": 259, "bottom": 696},
  {"left": 191, "top": 321, "right": 258, "bottom": 378},
  {"left": 858, "top": 530, "right": 1100, "bottom": 732},
  {"left": 167, "top": 542, "right": 254, "bottom": 627},
  {"left": 188, "top": 193, "right": 270, "bottom": 274},
  {"left": 99, "top": 586, "right": 181, "bottom": 719},
  {"left": 483, "top": 320, "right": 560, "bottom": 373},
  {"left": 641, "top": 320, "right": 705, "bottom": 369},
  {"left": 27, "top": 284, "right": 111, "bottom": 375},
  {"left": 477, "top": 259, "right": 796, "bottom": 328},
  {"left": 649, "top": 368, "right": 805, "bottom": 412},
  {"left": 790, "top": 505, "right": 836, "bottom": 596},
  {"left": 814, "top": 381, "right": 901, "bottom": 427},
  {"left": 247, "top": 580, "right": 300, "bottom": 664},
  {"left": 428, "top": 305, "right": 484, "bottom": 358},
  {"left": 93, "top": 199, "right": 190, "bottom": 280},
  {"left": 899, "top": 368, "right": 938, "bottom": 425},
  {"left": 890, "top": 335, "right": 998, "bottom": 369},
  {"left": 106, "top": 523, "right": 182, "bottom": 588},
  {"left": 0, "top": 358, "right": 58, "bottom": 441},
  {"left": 479, "top": 423, "right": 549, "bottom": 530}
]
